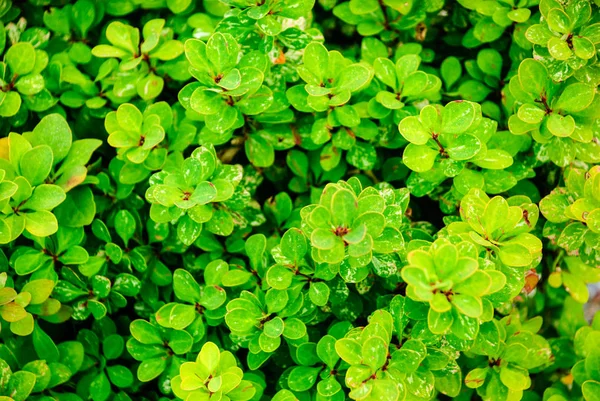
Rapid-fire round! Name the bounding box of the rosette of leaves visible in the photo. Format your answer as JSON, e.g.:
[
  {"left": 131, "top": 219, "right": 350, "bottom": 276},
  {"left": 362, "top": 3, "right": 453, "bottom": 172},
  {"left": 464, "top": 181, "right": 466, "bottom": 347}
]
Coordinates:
[
  {"left": 106, "top": 102, "right": 169, "bottom": 184},
  {"left": 465, "top": 316, "right": 552, "bottom": 400},
  {"left": 0, "top": 273, "right": 61, "bottom": 336},
  {"left": 401, "top": 238, "right": 506, "bottom": 336},
  {"left": 53, "top": 267, "right": 141, "bottom": 320},
  {"left": 289, "top": 42, "right": 371, "bottom": 114},
  {"left": 181, "top": 33, "right": 274, "bottom": 134},
  {"left": 171, "top": 342, "right": 256, "bottom": 401},
  {"left": 371, "top": 54, "right": 440, "bottom": 119},
  {"left": 266, "top": 228, "right": 341, "bottom": 308},
  {"left": 398, "top": 100, "right": 510, "bottom": 178},
  {"left": 458, "top": 0, "right": 538, "bottom": 45},
  {"left": 75, "top": 327, "right": 135, "bottom": 401},
  {"left": 92, "top": 19, "right": 185, "bottom": 100},
  {"left": 507, "top": 58, "right": 600, "bottom": 167},
  {"left": 224, "top": 289, "right": 308, "bottom": 369},
  {"left": 11, "top": 226, "right": 89, "bottom": 277},
  {"left": 334, "top": 310, "right": 407, "bottom": 401},
  {"left": 0, "top": 113, "right": 101, "bottom": 230},
  {"left": 540, "top": 165, "right": 600, "bottom": 257},
  {"left": 440, "top": 50, "right": 504, "bottom": 120},
  {"left": 431, "top": 128, "right": 536, "bottom": 214},
  {"left": 145, "top": 144, "right": 245, "bottom": 245},
  {"left": 0, "top": 41, "right": 55, "bottom": 118},
  {"left": 447, "top": 188, "right": 542, "bottom": 268},
  {"left": 154, "top": 268, "right": 227, "bottom": 343},
  {"left": 43, "top": 0, "right": 102, "bottom": 65},
  {"left": 331, "top": 1, "right": 433, "bottom": 40},
  {"left": 286, "top": 334, "right": 346, "bottom": 397},
  {"left": 299, "top": 180, "right": 404, "bottom": 268},
  {"left": 127, "top": 318, "right": 193, "bottom": 383},
  {"left": 219, "top": 0, "right": 315, "bottom": 37},
  {"left": 0, "top": 163, "right": 65, "bottom": 243},
  {"left": 526, "top": 0, "right": 600, "bottom": 76}
]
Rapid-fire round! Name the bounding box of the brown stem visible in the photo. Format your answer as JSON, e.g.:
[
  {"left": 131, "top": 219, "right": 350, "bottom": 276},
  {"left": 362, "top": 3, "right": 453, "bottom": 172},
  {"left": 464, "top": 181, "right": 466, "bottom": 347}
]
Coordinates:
[{"left": 432, "top": 133, "right": 448, "bottom": 157}]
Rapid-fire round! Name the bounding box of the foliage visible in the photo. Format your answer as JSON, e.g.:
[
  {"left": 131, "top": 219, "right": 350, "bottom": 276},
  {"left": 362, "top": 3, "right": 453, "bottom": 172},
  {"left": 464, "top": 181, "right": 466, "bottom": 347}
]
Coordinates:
[{"left": 0, "top": 0, "right": 598, "bottom": 401}]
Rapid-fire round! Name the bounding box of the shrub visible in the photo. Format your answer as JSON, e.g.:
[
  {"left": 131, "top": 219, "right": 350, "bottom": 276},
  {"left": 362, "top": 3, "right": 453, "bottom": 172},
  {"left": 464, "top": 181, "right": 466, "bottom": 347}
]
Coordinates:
[{"left": 0, "top": 0, "right": 599, "bottom": 401}]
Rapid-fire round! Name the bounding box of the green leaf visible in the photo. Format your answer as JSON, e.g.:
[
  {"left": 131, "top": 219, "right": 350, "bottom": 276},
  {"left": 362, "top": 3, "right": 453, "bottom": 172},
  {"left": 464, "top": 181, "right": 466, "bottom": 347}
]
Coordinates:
[
  {"left": 283, "top": 318, "right": 306, "bottom": 340},
  {"left": 106, "top": 365, "right": 134, "bottom": 388},
  {"left": 477, "top": 49, "right": 502, "bottom": 79},
  {"left": 199, "top": 341, "right": 220, "bottom": 372},
  {"left": 582, "top": 381, "right": 600, "bottom": 401},
  {"left": 331, "top": 188, "right": 358, "bottom": 227},
  {"left": 21, "top": 279, "right": 54, "bottom": 305},
  {"left": 280, "top": 228, "right": 307, "bottom": 262},
  {"left": 555, "top": 83, "right": 595, "bottom": 113},
  {"left": 0, "top": 91, "right": 22, "bottom": 117},
  {"left": 442, "top": 101, "right": 476, "bottom": 134},
  {"left": 32, "top": 324, "right": 59, "bottom": 362},
  {"left": 498, "top": 243, "right": 533, "bottom": 267},
  {"left": 266, "top": 265, "right": 294, "bottom": 290},
  {"left": 362, "top": 336, "right": 388, "bottom": 370},
  {"left": 106, "top": 21, "right": 138, "bottom": 54},
  {"left": 137, "top": 357, "right": 166, "bottom": 382},
  {"left": 403, "top": 144, "right": 438, "bottom": 173},
  {"left": 441, "top": 57, "right": 461, "bottom": 89},
  {"left": 263, "top": 316, "right": 284, "bottom": 338},
  {"left": 399, "top": 116, "right": 430, "bottom": 145},
  {"left": 6, "top": 43, "right": 36, "bottom": 75},
  {"left": 518, "top": 59, "right": 547, "bottom": 95},
  {"left": 373, "top": 58, "right": 397, "bottom": 89},
  {"left": 336, "top": 65, "right": 371, "bottom": 92},
  {"left": 288, "top": 366, "right": 321, "bottom": 392},
  {"left": 309, "top": 281, "right": 330, "bottom": 306},
  {"left": 452, "top": 294, "right": 483, "bottom": 318},
  {"left": 8, "top": 371, "right": 36, "bottom": 401},
  {"left": 335, "top": 338, "right": 363, "bottom": 365},
  {"left": 114, "top": 209, "right": 135, "bottom": 245},
  {"left": 25, "top": 211, "right": 59, "bottom": 237},
  {"left": 465, "top": 368, "right": 488, "bottom": 389},
  {"left": 27, "top": 114, "right": 73, "bottom": 164},
  {"left": 246, "top": 135, "right": 274, "bottom": 168},
  {"left": 130, "top": 320, "right": 163, "bottom": 344},
  {"left": 225, "top": 308, "right": 258, "bottom": 332},
  {"left": 499, "top": 365, "right": 531, "bottom": 391},
  {"left": 137, "top": 74, "right": 164, "bottom": 100},
  {"left": 546, "top": 113, "right": 575, "bottom": 137},
  {"left": 446, "top": 134, "right": 481, "bottom": 160},
  {"left": 301, "top": 42, "right": 329, "bottom": 83},
  {"left": 14, "top": 74, "right": 45, "bottom": 96},
  {"left": 173, "top": 269, "right": 201, "bottom": 303},
  {"left": 53, "top": 186, "right": 96, "bottom": 227},
  {"left": 428, "top": 309, "right": 453, "bottom": 334},
  {"left": 206, "top": 33, "right": 239, "bottom": 73},
  {"left": 24, "top": 185, "right": 66, "bottom": 211}
]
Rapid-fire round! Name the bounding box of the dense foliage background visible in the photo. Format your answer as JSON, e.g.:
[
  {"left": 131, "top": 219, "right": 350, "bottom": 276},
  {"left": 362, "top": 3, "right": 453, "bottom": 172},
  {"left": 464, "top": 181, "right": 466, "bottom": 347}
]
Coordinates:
[{"left": 0, "top": 0, "right": 600, "bottom": 400}]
